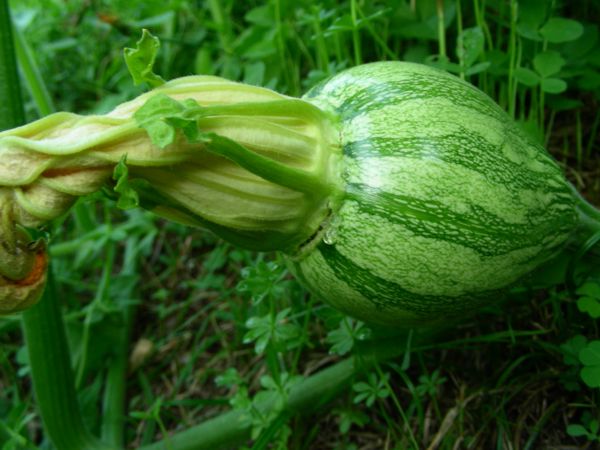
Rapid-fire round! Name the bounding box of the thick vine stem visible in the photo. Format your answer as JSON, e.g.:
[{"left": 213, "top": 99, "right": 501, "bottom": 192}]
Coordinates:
[
  {"left": 22, "top": 272, "right": 116, "bottom": 450},
  {"left": 0, "top": 76, "right": 341, "bottom": 312},
  {"left": 570, "top": 184, "right": 600, "bottom": 258},
  {"left": 0, "top": 0, "right": 24, "bottom": 128}
]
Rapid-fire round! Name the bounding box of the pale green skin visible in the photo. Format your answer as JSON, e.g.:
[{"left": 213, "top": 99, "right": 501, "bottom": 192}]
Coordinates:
[{"left": 288, "top": 62, "right": 578, "bottom": 326}]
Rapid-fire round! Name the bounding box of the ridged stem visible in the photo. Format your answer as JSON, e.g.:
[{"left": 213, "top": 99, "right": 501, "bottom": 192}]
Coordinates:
[
  {"left": 22, "top": 273, "right": 117, "bottom": 450},
  {"left": 102, "top": 351, "right": 130, "bottom": 447},
  {"left": 101, "top": 237, "right": 140, "bottom": 447},
  {"left": 554, "top": 184, "right": 600, "bottom": 291},
  {"left": 140, "top": 329, "right": 431, "bottom": 450},
  {"left": 571, "top": 184, "right": 600, "bottom": 257},
  {"left": 0, "top": 0, "right": 24, "bottom": 130}
]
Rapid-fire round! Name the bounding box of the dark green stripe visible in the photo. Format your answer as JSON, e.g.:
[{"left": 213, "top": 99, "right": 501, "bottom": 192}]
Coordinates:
[
  {"left": 318, "top": 243, "right": 497, "bottom": 315},
  {"left": 344, "top": 183, "right": 575, "bottom": 258},
  {"left": 343, "top": 132, "right": 567, "bottom": 195},
  {"left": 334, "top": 75, "right": 505, "bottom": 122}
]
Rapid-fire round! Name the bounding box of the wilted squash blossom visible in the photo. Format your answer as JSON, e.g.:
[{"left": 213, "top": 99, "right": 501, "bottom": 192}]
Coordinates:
[{"left": 0, "top": 226, "right": 47, "bottom": 314}]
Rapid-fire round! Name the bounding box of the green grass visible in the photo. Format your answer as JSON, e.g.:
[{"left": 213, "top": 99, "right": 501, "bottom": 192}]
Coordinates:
[{"left": 1, "top": 0, "right": 600, "bottom": 449}]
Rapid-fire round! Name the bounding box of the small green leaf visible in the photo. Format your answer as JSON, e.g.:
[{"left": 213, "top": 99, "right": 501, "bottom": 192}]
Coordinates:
[
  {"left": 134, "top": 95, "right": 182, "bottom": 147},
  {"left": 352, "top": 372, "right": 390, "bottom": 408},
  {"left": 134, "top": 94, "right": 185, "bottom": 124},
  {"left": 416, "top": 369, "right": 447, "bottom": 396},
  {"left": 124, "top": 29, "right": 166, "bottom": 88},
  {"left": 326, "top": 317, "right": 370, "bottom": 356},
  {"left": 237, "top": 261, "right": 287, "bottom": 305},
  {"left": 112, "top": 156, "right": 139, "bottom": 210},
  {"left": 577, "top": 281, "right": 600, "bottom": 297},
  {"left": 245, "top": 4, "right": 274, "bottom": 26},
  {"left": 215, "top": 368, "right": 243, "bottom": 388},
  {"left": 148, "top": 121, "right": 176, "bottom": 148},
  {"left": 578, "top": 296, "right": 600, "bottom": 318},
  {"left": 517, "top": 0, "right": 549, "bottom": 29},
  {"left": 243, "top": 314, "right": 273, "bottom": 354},
  {"left": 516, "top": 22, "right": 543, "bottom": 42},
  {"left": 260, "top": 374, "right": 279, "bottom": 391},
  {"left": 533, "top": 51, "right": 565, "bottom": 78},
  {"left": 514, "top": 67, "right": 541, "bottom": 87},
  {"left": 541, "top": 77, "right": 567, "bottom": 94},
  {"left": 230, "top": 386, "right": 251, "bottom": 411},
  {"left": 590, "top": 420, "right": 600, "bottom": 435},
  {"left": 567, "top": 424, "right": 590, "bottom": 438},
  {"left": 465, "top": 61, "right": 491, "bottom": 76},
  {"left": 579, "top": 341, "right": 600, "bottom": 388},
  {"left": 336, "top": 408, "right": 369, "bottom": 435},
  {"left": 580, "top": 366, "right": 600, "bottom": 388},
  {"left": 134, "top": 94, "right": 208, "bottom": 148},
  {"left": 540, "top": 18, "right": 584, "bottom": 43},
  {"left": 243, "top": 308, "right": 300, "bottom": 355},
  {"left": 579, "top": 341, "right": 600, "bottom": 366},
  {"left": 166, "top": 117, "right": 200, "bottom": 143},
  {"left": 456, "top": 27, "right": 484, "bottom": 68},
  {"left": 561, "top": 335, "right": 588, "bottom": 366}
]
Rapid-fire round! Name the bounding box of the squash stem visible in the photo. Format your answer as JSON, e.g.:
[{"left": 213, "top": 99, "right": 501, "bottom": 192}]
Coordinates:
[
  {"left": 0, "top": 0, "right": 24, "bottom": 130},
  {"left": 138, "top": 329, "right": 433, "bottom": 450},
  {"left": 101, "top": 237, "right": 140, "bottom": 447},
  {"left": 572, "top": 186, "right": 600, "bottom": 229},
  {"left": 571, "top": 184, "right": 600, "bottom": 257},
  {"left": 22, "top": 272, "right": 117, "bottom": 450}
]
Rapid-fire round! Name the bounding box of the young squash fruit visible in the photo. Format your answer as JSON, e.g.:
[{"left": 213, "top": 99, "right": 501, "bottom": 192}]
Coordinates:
[
  {"left": 291, "top": 62, "right": 582, "bottom": 325},
  {"left": 0, "top": 61, "right": 597, "bottom": 325}
]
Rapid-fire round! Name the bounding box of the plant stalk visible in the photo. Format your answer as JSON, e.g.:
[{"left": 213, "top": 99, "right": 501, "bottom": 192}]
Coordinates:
[
  {"left": 12, "top": 21, "right": 55, "bottom": 116},
  {"left": 139, "top": 329, "right": 430, "bottom": 450},
  {"left": 147, "top": 387, "right": 324, "bottom": 450},
  {"left": 572, "top": 185, "right": 600, "bottom": 241},
  {"left": 22, "top": 272, "right": 117, "bottom": 450},
  {"left": 101, "top": 237, "right": 141, "bottom": 447},
  {"left": 0, "top": 0, "right": 24, "bottom": 130},
  {"left": 1, "top": 5, "right": 115, "bottom": 448}
]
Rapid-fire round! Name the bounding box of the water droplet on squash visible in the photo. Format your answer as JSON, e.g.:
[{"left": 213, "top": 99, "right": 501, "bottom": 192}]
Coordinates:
[{"left": 323, "top": 226, "right": 338, "bottom": 245}]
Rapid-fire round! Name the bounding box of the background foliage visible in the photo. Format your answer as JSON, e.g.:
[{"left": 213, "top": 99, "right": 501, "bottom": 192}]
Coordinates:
[{"left": 1, "top": 0, "right": 600, "bottom": 448}]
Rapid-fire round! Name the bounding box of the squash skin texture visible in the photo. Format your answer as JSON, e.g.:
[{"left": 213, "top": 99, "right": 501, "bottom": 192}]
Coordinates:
[{"left": 288, "top": 62, "right": 578, "bottom": 326}]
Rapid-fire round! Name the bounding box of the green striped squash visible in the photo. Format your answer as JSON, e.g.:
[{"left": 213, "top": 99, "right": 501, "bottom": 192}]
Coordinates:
[{"left": 287, "top": 62, "right": 578, "bottom": 326}]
